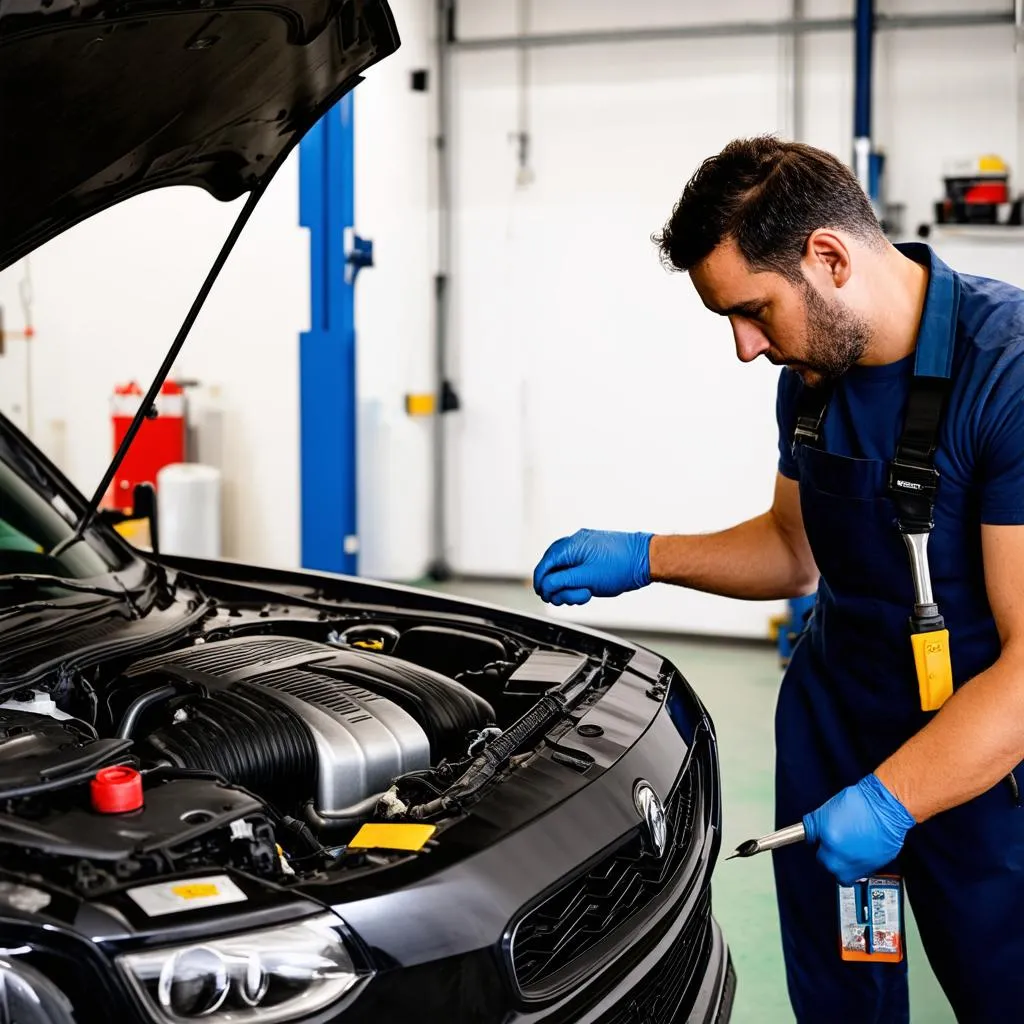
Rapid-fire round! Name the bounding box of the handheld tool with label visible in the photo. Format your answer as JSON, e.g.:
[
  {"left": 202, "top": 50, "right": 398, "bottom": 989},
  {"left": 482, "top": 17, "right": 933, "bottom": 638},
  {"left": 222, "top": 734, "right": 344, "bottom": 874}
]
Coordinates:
[
  {"left": 887, "top": 368, "right": 955, "bottom": 712},
  {"left": 725, "top": 822, "right": 805, "bottom": 860}
]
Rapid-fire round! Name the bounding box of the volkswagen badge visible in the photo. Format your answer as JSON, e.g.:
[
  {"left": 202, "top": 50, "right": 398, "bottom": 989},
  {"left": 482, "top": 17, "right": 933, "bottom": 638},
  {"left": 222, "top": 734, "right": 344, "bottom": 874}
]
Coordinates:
[{"left": 633, "top": 780, "right": 667, "bottom": 859}]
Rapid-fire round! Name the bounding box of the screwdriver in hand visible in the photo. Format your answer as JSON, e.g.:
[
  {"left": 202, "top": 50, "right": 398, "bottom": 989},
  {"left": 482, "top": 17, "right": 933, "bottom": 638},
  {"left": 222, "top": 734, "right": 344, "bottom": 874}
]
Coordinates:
[{"left": 725, "top": 822, "right": 806, "bottom": 860}]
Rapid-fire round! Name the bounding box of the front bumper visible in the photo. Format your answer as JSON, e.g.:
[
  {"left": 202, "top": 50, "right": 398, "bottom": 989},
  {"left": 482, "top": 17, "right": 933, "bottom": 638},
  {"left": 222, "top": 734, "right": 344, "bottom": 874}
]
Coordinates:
[
  {"left": 567, "top": 913, "right": 735, "bottom": 1024},
  {"left": 0, "top": 649, "right": 732, "bottom": 1024},
  {"left": 517, "top": 898, "right": 734, "bottom": 1024},
  {"left": 331, "top": 654, "right": 729, "bottom": 1023}
]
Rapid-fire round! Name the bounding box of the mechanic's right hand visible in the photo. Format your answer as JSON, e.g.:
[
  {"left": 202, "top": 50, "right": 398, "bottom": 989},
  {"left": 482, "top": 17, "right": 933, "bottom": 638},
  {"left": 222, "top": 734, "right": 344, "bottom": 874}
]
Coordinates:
[{"left": 533, "top": 529, "right": 654, "bottom": 606}]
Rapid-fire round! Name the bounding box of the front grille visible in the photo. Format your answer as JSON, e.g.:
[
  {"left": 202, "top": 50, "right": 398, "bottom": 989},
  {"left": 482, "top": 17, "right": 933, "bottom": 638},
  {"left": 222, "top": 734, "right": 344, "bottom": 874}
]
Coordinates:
[
  {"left": 510, "top": 762, "right": 700, "bottom": 998},
  {"left": 596, "top": 891, "right": 713, "bottom": 1024}
]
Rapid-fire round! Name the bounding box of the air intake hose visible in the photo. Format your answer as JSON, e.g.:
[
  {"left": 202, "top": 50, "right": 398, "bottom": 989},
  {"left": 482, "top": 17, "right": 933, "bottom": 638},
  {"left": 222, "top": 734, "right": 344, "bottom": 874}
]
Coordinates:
[{"left": 138, "top": 684, "right": 317, "bottom": 813}]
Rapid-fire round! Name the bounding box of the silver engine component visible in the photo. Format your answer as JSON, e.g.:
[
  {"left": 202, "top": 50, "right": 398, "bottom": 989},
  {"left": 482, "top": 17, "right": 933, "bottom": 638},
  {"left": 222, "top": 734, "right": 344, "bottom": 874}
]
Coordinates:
[
  {"left": 254, "top": 669, "right": 430, "bottom": 814},
  {"left": 124, "top": 636, "right": 432, "bottom": 814}
]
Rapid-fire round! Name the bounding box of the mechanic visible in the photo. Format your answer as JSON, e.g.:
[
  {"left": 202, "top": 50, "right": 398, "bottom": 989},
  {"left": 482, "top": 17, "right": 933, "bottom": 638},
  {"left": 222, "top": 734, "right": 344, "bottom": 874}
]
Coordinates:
[{"left": 532, "top": 137, "right": 1024, "bottom": 1023}]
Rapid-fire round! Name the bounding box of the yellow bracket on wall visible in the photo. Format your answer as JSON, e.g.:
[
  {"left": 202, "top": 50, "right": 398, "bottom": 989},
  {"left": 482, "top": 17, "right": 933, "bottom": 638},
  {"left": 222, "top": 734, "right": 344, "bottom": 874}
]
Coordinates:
[{"left": 405, "top": 393, "right": 436, "bottom": 416}]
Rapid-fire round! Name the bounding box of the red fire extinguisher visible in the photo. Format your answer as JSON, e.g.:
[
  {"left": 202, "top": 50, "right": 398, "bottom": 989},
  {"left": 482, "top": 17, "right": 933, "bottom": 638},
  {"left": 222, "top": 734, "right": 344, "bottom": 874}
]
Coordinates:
[{"left": 106, "top": 381, "right": 186, "bottom": 512}]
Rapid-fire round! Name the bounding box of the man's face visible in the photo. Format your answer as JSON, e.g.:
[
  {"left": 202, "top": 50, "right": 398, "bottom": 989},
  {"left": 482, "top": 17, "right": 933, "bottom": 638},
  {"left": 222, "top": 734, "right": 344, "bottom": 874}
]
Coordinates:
[{"left": 689, "top": 238, "right": 870, "bottom": 387}]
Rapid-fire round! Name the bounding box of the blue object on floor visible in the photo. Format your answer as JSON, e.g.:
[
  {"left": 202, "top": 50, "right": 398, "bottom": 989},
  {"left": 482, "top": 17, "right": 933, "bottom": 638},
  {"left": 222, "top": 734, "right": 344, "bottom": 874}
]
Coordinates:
[{"left": 778, "top": 592, "right": 817, "bottom": 665}]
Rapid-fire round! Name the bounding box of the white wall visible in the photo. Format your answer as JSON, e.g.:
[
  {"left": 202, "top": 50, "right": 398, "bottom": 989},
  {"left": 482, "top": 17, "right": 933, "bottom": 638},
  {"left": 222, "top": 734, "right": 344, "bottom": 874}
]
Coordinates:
[
  {"left": 0, "top": 164, "right": 307, "bottom": 569},
  {"left": 444, "top": 0, "right": 1023, "bottom": 637},
  {"left": 0, "top": 0, "right": 437, "bottom": 580},
  {"left": 354, "top": 0, "right": 438, "bottom": 582}
]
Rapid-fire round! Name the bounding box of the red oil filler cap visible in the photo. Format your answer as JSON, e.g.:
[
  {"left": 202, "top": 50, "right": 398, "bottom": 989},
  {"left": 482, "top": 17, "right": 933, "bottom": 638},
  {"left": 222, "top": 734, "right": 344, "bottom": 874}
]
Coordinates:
[{"left": 91, "top": 766, "right": 144, "bottom": 814}]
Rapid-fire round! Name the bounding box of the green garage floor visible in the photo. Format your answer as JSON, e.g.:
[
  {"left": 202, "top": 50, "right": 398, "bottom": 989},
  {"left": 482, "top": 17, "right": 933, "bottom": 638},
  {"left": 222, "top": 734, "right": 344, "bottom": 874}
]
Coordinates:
[{"left": 414, "top": 579, "right": 955, "bottom": 1024}]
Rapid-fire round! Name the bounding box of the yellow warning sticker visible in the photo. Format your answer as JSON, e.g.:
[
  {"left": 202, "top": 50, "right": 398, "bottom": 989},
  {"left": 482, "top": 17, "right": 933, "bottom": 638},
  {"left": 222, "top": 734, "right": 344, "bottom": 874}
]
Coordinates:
[
  {"left": 348, "top": 823, "right": 437, "bottom": 852},
  {"left": 127, "top": 875, "right": 247, "bottom": 917},
  {"left": 171, "top": 883, "right": 221, "bottom": 900}
]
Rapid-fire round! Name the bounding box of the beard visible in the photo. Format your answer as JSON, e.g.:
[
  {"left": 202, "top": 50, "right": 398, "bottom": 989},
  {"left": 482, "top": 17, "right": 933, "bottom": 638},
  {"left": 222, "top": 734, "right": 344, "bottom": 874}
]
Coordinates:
[{"left": 794, "top": 282, "right": 872, "bottom": 383}]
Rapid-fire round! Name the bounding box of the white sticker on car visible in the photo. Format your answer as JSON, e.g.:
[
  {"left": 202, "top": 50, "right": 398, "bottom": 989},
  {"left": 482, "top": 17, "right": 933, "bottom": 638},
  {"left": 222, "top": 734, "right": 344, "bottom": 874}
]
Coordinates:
[{"left": 126, "top": 875, "right": 247, "bottom": 917}]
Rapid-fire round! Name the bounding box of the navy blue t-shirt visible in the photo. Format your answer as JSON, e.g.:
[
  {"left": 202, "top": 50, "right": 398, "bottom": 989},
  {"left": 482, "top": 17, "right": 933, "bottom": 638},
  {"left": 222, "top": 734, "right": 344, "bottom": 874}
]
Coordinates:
[
  {"left": 777, "top": 245, "right": 1024, "bottom": 528},
  {"left": 773, "top": 243, "right": 1024, "bottom": 709}
]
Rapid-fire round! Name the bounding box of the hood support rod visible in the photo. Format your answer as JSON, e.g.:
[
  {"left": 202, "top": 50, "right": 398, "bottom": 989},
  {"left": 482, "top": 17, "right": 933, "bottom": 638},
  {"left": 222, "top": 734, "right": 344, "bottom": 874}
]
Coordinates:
[{"left": 53, "top": 182, "right": 269, "bottom": 556}]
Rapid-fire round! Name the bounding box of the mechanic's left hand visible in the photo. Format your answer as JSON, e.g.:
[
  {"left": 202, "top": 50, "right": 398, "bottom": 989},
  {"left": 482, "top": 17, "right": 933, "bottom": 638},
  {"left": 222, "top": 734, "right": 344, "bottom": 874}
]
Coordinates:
[{"left": 802, "top": 774, "right": 916, "bottom": 886}]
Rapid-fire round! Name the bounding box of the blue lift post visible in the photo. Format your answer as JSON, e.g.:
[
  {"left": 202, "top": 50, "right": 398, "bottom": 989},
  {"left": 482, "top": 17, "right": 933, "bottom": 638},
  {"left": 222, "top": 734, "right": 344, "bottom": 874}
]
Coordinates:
[
  {"left": 853, "top": 0, "right": 885, "bottom": 210},
  {"left": 298, "top": 94, "right": 373, "bottom": 575}
]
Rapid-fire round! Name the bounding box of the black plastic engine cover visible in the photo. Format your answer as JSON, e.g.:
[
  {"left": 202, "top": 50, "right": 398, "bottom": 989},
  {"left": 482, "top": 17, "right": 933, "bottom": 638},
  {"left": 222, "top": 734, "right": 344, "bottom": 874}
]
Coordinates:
[
  {"left": 0, "top": 776, "right": 278, "bottom": 896},
  {"left": 0, "top": 710, "right": 128, "bottom": 791},
  {"left": 392, "top": 625, "right": 509, "bottom": 680},
  {"left": 0, "top": 777, "right": 264, "bottom": 861}
]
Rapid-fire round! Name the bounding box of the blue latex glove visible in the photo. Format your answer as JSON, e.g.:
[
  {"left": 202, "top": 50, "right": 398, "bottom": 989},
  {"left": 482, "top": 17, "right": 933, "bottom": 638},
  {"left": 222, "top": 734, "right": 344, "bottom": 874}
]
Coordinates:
[
  {"left": 533, "top": 529, "right": 653, "bottom": 606},
  {"left": 803, "top": 774, "right": 916, "bottom": 886}
]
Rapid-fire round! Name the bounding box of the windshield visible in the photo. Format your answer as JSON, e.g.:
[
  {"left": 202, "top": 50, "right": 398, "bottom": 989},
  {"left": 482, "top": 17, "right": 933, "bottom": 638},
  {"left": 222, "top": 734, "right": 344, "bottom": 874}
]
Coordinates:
[{"left": 0, "top": 455, "right": 120, "bottom": 580}]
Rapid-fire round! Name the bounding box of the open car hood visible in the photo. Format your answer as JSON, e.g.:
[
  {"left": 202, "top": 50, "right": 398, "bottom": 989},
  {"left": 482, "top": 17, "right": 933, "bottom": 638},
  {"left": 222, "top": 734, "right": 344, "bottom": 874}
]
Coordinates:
[{"left": 0, "top": 0, "right": 399, "bottom": 271}]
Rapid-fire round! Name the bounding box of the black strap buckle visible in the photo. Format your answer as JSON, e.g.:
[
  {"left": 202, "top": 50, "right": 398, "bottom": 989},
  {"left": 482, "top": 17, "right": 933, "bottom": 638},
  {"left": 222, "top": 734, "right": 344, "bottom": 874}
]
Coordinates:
[
  {"left": 888, "top": 458, "right": 940, "bottom": 533},
  {"left": 792, "top": 417, "right": 822, "bottom": 448},
  {"left": 790, "top": 384, "right": 832, "bottom": 454}
]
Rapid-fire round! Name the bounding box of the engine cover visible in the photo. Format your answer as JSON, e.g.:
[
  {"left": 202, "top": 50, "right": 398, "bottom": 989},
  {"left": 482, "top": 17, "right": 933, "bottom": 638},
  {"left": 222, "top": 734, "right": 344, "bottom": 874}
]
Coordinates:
[
  {"left": 256, "top": 669, "right": 430, "bottom": 812},
  {"left": 125, "top": 636, "right": 432, "bottom": 813}
]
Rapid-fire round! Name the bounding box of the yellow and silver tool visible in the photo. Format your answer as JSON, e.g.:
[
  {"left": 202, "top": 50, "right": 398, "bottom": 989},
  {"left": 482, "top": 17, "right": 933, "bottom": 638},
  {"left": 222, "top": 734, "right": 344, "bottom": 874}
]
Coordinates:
[{"left": 901, "top": 531, "right": 953, "bottom": 711}]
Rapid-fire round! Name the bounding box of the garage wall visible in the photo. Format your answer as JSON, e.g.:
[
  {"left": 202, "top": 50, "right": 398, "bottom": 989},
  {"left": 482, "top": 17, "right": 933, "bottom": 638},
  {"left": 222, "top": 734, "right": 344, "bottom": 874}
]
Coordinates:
[
  {"left": 443, "top": 0, "right": 1023, "bottom": 637},
  {"left": 354, "top": 0, "right": 439, "bottom": 582},
  {"left": 0, "top": 166, "right": 308, "bottom": 570},
  {"left": 0, "top": 0, "right": 437, "bottom": 579},
  {"left": 0, "top": 1, "right": 1017, "bottom": 636}
]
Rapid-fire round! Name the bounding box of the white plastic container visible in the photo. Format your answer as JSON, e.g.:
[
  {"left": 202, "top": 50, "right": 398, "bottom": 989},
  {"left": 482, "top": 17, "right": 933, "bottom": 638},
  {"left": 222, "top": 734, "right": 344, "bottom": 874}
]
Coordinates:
[{"left": 157, "top": 463, "right": 222, "bottom": 559}]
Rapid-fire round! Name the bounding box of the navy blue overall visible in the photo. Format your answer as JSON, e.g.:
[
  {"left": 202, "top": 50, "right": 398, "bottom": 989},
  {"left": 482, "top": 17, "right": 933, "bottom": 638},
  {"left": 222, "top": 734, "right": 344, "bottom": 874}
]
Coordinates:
[{"left": 772, "top": 244, "right": 1024, "bottom": 1023}]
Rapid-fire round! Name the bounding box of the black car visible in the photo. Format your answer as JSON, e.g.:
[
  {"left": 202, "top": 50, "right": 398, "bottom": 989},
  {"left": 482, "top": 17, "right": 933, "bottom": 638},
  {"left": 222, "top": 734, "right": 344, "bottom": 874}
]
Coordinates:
[{"left": 0, "top": 2, "right": 735, "bottom": 1021}]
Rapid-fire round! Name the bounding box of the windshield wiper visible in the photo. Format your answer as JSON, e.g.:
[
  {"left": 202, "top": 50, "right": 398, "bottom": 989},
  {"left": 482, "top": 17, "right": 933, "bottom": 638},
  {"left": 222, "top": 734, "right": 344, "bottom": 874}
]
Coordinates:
[
  {"left": 0, "top": 575, "right": 128, "bottom": 600},
  {"left": 0, "top": 574, "right": 141, "bottom": 617},
  {"left": 50, "top": 180, "right": 270, "bottom": 557},
  {"left": 0, "top": 599, "right": 111, "bottom": 626}
]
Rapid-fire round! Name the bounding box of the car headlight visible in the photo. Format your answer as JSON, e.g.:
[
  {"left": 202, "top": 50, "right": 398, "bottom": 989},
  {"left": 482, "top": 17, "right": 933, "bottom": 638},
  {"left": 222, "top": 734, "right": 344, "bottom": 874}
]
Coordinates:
[
  {"left": 117, "top": 913, "right": 368, "bottom": 1022},
  {"left": 0, "top": 957, "right": 77, "bottom": 1024}
]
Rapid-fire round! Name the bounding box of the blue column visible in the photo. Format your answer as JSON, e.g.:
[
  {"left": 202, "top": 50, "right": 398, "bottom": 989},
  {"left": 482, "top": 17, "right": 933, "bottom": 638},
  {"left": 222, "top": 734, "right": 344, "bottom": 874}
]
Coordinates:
[
  {"left": 854, "top": 0, "right": 874, "bottom": 142},
  {"left": 853, "top": 0, "right": 876, "bottom": 200},
  {"left": 298, "top": 94, "right": 370, "bottom": 575}
]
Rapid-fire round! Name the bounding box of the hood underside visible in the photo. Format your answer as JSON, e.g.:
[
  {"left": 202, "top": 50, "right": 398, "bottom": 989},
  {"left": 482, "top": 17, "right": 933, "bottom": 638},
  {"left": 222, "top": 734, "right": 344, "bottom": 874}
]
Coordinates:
[{"left": 0, "top": 0, "right": 399, "bottom": 271}]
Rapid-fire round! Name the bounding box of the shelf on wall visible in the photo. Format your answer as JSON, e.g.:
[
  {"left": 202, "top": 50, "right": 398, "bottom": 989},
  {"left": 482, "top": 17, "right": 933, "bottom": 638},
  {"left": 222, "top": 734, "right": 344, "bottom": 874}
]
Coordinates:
[{"left": 926, "top": 224, "right": 1024, "bottom": 243}]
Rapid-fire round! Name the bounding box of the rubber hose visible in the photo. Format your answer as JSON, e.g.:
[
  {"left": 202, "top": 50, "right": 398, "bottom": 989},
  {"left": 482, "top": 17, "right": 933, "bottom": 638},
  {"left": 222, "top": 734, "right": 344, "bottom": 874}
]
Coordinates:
[
  {"left": 116, "top": 684, "right": 177, "bottom": 739},
  {"left": 303, "top": 793, "right": 385, "bottom": 835},
  {"left": 140, "top": 684, "right": 317, "bottom": 812}
]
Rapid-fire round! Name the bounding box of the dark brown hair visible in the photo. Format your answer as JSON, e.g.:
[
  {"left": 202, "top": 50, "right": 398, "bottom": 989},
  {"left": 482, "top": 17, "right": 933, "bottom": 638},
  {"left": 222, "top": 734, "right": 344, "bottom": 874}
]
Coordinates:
[{"left": 653, "top": 136, "right": 884, "bottom": 281}]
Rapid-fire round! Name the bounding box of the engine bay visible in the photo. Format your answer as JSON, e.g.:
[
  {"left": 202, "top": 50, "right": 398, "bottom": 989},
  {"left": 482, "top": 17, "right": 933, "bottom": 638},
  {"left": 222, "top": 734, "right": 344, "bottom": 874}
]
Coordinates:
[{"left": 0, "top": 574, "right": 634, "bottom": 899}]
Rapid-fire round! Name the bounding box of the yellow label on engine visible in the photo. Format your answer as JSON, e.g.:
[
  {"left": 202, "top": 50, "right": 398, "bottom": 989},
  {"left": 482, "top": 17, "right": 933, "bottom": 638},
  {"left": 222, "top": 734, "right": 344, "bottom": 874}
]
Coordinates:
[
  {"left": 353, "top": 638, "right": 385, "bottom": 651},
  {"left": 348, "top": 823, "right": 437, "bottom": 852},
  {"left": 171, "top": 883, "right": 221, "bottom": 900},
  {"left": 911, "top": 629, "right": 953, "bottom": 712}
]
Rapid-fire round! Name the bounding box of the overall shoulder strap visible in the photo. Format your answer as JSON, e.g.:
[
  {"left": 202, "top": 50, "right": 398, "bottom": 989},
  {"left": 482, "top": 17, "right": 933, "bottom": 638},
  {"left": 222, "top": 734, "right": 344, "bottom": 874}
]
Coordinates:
[{"left": 887, "top": 275, "right": 961, "bottom": 533}]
